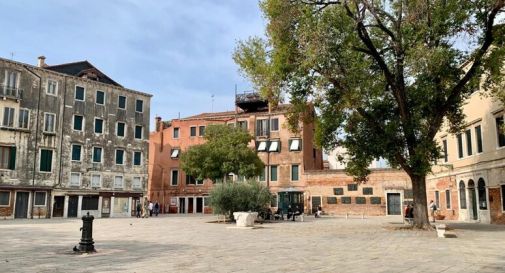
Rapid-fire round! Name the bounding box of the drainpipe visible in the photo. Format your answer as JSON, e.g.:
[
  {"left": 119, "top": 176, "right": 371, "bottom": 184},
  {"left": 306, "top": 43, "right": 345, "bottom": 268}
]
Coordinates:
[
  {"left": 57, "top": 76, "right": 67, "bottom": 188},
  {"left": 23, "top": 65, "right": 42, "bottom": 219}
]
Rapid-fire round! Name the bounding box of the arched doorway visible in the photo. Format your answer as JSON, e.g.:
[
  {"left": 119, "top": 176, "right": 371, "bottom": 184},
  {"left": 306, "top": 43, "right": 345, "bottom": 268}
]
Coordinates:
[
  {"left": 477, "top": 178, "right": 487, "bottom": 211},
  {"left": 459, "top": 181, "right": 467, "bottom": 209},
  {"left": 468, "top": 180, "right": 478, "bottom": 220}
]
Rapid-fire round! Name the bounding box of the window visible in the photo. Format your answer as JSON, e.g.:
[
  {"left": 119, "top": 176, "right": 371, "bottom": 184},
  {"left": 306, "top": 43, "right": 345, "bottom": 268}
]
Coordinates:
[
  {"left": 91, "top": 174, "right": 101, "bottom": 188},
  {"left": 0, "top": 191, "right": 9, "bottom": 206},
  {"left": 327, "top": 197, "right": 337, "bottom": 204},
  {"left": 0, "top": 146, "right": 15, "bottom": 170},
  {"left": 186, "top": 175, "right": 196, "bottom": 185},
  {"left": 442, "top": 139, "right": 448, "bottom": 162},
  {"left": 5, "top": 71, "right": 18, "bottom": 89},
  {"left": 92, "top": 147, "right": 102, "bottom": 163},
  {"left": 18, "top": 109, "right": 29, "bottom": 129},
  {"left": 270, "top": 118, "right": 279, "bottom": 131},
  {"left": 435, "top": 190, "right": 440, "bottom": 208},
  {"left": 196, "top": 178, "right": 204, "bottom": 185},
  {"left": 457, "top": 133, "right": 464, "bottom": 158},
  {"left": 71, "top": 144, "right": 82, "bottom": 161},
  {"left": 341, "top": 197, "right": 351, "bottom": 204},
  {"left": 269, "top": 140, "right": 280, "bottom": 152},
  {"left": 73, "top": 115, "right": 84, "bottom": 131},
  {"left": 475, "top": 125, "right": 483, "bottom": 153},
  {"left": 70, "top": 173, "right": 81, "bottom": 186},
  {"left": 465, "top": 129, "right": 472, "bottom": 156},
  {"left": 291, "top": 164, "right": 299, "bottom": 181},
  {"left": 259, "top": 166, "right": 266, "bottom": 182},
  {"left": 171, "top": 148, "right": 180, "bottom": 159},
  {"left": 289, "top": 139, "right": 301, "bottom": 151},
  {"left": 356, "top": 197, "right": 366, "bottom": 204},
  {"left": 478, "top": 178, "right": 487, "bottom": 210},
  {"left": 190, "top": 126, "right": 197, "bottom": 137},
  {"left": 47, "top": 79, "right": 57, "bottom": 95},
  {"left": 445, "top": 189, "right": 451, "bottom": 209},
  {"left": 114, "top": 176, "right": 124, "bottom": 189},
  {"left": 199, "top": 126, "right": 205, "bottom": 136},
  {"left": 40, "top": 149, "right": 53, "bottom": 172},
  {"left": 116, "top": 122, "right": 125, "bottom": 137},
  {"left": 81, "top": 196, "right": 99, "bottom": 210},
  {"left": 133, "top": 177, "right": 142, "bottom": 189},
  {"left": 363, "top": 187, "right": 373, "bottom": 195},
  {"left": 118, "top": 96, "right": 126, "bottom": 109},
  {"left": 501, "top": 185, "right": 505, "bottom": 211},
  {"left": 75, "top": 86, "right": 85, "bottom": 101},
  {"left": 171, "top": 170, "right": 179, "bottom": 186},
  {"left": 237, "top": 120, "right": 247, "bottom": 130},
  {"left": 256, "top": 119, "right": 269, "bottom": 136},
  {"left": 333, "top": 188, "right": 344, "bottom": 195},
  {"left": 44, "top": 113, "right": 55, "bottom": 132},
  {"left": 135, "top": 125, "right": 143, "bottom": 139},
  {"left": 257, "top": 141, "right": 267, "bottom": 152},
  {"left": 94, "top": 118, "right": 103, "bottom": 134},
  {"left": 115, "top": 149, "right": 125, "bottom": 165},
  {"left": 459, "top": 181, "right": 467, "bottom": 209},
  {"left": 496, "top": 116, "right": 505, "bottom": 147},
  {"left": 3, "top": 107, "right": 14, "bottom": 127},
  {"left": 34, "top": 192, "right": 46, "bottom": 206},
  {"left": 135, "top": 99, "right": 143, "bottom": 112},
  {"left": 133, "top": 151, "right": 142, "bottom": 166},
  {"left": 348, "top": 184, "right": 358, "bottom": 191},
  {"left": 173, "top": 127, "right": 179, "bottom": 138},
  {"left": 270, "top": 165, "right": 278, "bottom": 181},
  {"left": 96, "top": 90, "right": 105, "bottom": 105}
]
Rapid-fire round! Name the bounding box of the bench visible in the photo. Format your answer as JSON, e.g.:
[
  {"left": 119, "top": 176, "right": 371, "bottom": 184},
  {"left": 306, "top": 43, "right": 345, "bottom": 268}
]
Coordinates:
[{"left": 436, "top": 224, "right": 447, "bottom": 238}]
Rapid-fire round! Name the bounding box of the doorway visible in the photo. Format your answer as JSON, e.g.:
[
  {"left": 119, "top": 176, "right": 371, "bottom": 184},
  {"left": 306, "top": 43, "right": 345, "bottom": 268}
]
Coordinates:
[
  {"left": 196, "top": 197, "right": 203, "bottom": 213},
  {"left": 387, "top": 193, "right": 401, "bottom": 215},
  {"left": 278, "top": 192, "right": 304, "bottom": 214},
  {"left": 15, "top": 192, "right": 29, "bottom": 218},
  {"left": 179, "top": 198, "right": 185, "bottom": 214},
  {"left": 311, "top": 196, "right": 321, "bottom": 214},
  {"left": 188, "top": 197, "right": 194, "bottom": 213},
  {"left": 468, "top": 180, "right": 478, "bottom": 220},
  {"left": 68, "top": 196, "right": 78, "bottom": 218},
  {"left": 53, "top": 196, "right": 64, "bottom": 217}
]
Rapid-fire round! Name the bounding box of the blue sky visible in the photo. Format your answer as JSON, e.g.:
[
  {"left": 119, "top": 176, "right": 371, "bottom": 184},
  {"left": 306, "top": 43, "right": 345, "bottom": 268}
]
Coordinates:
[{"left": 0, "top": 0, "right": 265, "bottom": 128}]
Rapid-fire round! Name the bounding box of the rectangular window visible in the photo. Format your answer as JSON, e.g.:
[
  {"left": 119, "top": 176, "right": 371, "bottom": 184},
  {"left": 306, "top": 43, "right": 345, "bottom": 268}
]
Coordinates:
[
  {"left": 270, "top": 118, "right": 279, "bottom": 131},
  {"left": 133, "top": 177, "right": 142, "bottom": 189},
  {"left": 496, "top": 116, "right": 505, "bottom": 147},
  {"left": 501, "top": 185, "right": 505, "bottom": 211},
  {"left": 116, "top": 122, "right": 126, "bottom": 137},
  {"left": 257, "top": 141, "right": 267, "bottom": 152},
  {"left": 34, "top": 192, "right": 46, "bottom": 206},
  {"left": 363, "top": 187, "right": 373, "bottom": 195},
  {"left": 173, "top": 127, "right": 179, "bottom": 138},
  {"left": 133, "top": 151, "right": 142, "bottom": 166},
  {"left": 44, "top": 113, "right": 55, "bottom": 132},
  {"left": 445, "top": 189, "right": 451, "bottom": 209},
  {"left": 171, "top": 170, "right": 179, "bottom": 186},
  {"left": 327, "top": 197, "right": 337, "bottom": 204},
  {"left": 40, "top": 149, "right": 53, "bottom": 172},
  {"left": 341, "top": 196, "right": 351, "bottom": 204},
  {"left": 96, "top": 90, "right": 105, "bottom": 105},
  {"left": 199, "top": 126, "right": 205, "bottom": 136},
  {"left": 47, "top": 79, "right": 57, "bottom": 95},
  {"left": 190, "top": 126, "right": 197, "bottom": 137},
  {"left": 0, "top": 191, "right": 10, "bottom": 206},
  {"left": 256, "top": 119, "right": 269, "bottom": 136},
  {"left": 81, "top": 196, "right": 99, "bottom": 210},
  {"left": 6, "top": 71, "right": 18, "bottom": 89},
  {"left": 435, "top": 190, "right": 440, "bottom": 208},
  {"left": 91, "top": 174, "right": 101, "bottom": 188},
  {"left": 71, "top": 144, "right": 82, "bottom": 161},
  {"left": 115, "top": 149, "right": 125, "bottom": 165},
  {"left": 73, "top": 115, "right": 83, "bottom": 131},
  {"left": 237, "top": 120, "right": 247, "bottom": 130},
  {"left": 118, "top": 96, "right": 126, "bottom": 109},
  {"left": 135, "top": 99, "right": 143, "bottom": 112},
  {"left": 356, "top": 197, "right": 366, "bottom": 204},
  {"left": 475, "top": 125, "right": 483, "bottom": 153},
  {"left": 457, "top": 134, "right": 464, "bottom": 158},
  {"left": 348, "top": 184, "right": 358, "bottom": 191},
  {"left": 465, "top": 129, "right": 472, "bottom": 156},
  {"left": 3, "top": 107, "right": 14, "bottom": 127},
  {"left": 259, "top": 166, "right": 266, "bottom": 182},
  {"left": 333, "top": 188, "right": 344, "bottom": 195},
  {"left": 289, "top": 139, "right": 301, "bottom": 151},
  {"left": 186, "top": 175, "right": 196, "bottom": 185},
  {"left": 70, "top": 172, "right": 81, "bottom": 186},
  {"left": 0, "top": 146, "right": 15, "bottom": 170},
  {"left": 75, "top": 86, "right": 85, "bottom": 101},
  {"left": 94, "top": 118, "right": 103, "bottom": 134},
  {"left": 114, "top": 176, "right": 124, "bottom": 189},
  {"left": 270, "top": 165, "right": 278, "bottom": 181},
  {"left": 269, "top": 140, "right": 280, "bottom": 152},
  {"left": 135, "top": 125, "right": 143, "bottom": 139},
  {"left": 442, "top": 139, "right": 448, "bottom": 162},
  {"left": 18, "top": 109, "right": 29, "bottom": 129},
  {"left": 171, "top": 149, "right": 180, "bottom": 159},
  {"left": 291, "top": 164, "right": 299, "bottom": 181},
  {"left": 92, "top": 147, "right": 102, "bottom": 163}
]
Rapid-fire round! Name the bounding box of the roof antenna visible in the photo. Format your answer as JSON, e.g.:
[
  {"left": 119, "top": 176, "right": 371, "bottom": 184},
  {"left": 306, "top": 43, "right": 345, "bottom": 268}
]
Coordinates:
[
  {"left": 211, "top": 94, "right": 215, "bottom": 113},
  {"left": 10, "top": 52, "right": 14, "bottom": 60}
]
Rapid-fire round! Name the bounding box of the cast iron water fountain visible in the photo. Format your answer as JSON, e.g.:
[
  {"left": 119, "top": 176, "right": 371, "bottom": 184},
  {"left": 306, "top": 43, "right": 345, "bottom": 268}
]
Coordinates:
[{"left": 73, "top": 212, "right": 96, "bottom": 253}]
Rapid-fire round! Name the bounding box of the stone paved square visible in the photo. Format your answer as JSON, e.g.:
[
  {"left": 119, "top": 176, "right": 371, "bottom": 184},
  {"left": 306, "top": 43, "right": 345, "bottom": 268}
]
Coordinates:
[{"left": 1, "top": 216, "right": 505, "bottom": 273}]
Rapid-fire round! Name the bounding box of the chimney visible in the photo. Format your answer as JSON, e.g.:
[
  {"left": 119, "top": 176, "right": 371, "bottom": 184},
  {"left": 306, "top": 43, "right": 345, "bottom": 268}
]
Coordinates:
[
  {"left": 37, "top": 56, "right": 47, "bottom": 67},
  {"left": 155, "top": 116, "right": 162, "bottom": 132}
]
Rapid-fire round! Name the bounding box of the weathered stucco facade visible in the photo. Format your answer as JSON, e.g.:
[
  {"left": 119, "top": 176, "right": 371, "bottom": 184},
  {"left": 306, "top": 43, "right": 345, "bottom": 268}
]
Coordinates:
[{"left": 0, "top": 56, "right": 151, "bottom": 219}]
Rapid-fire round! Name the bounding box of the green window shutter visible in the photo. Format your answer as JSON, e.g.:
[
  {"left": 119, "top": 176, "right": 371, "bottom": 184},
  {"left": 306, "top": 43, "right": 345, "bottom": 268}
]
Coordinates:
[{"left": 8, "top": 147, "right": 16, "bottom": 170}]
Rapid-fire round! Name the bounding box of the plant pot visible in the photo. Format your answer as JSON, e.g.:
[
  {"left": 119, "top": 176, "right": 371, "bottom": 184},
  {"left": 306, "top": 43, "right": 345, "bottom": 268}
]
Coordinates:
[{"left": 435, "top": 214, "right": 446, "bottom": 220}]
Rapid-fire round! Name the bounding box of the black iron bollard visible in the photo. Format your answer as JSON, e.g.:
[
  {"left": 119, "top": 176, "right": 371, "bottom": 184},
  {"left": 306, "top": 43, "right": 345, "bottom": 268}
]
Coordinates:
[{"left": 75, "top": 212, "right": 95, "bottom": 253}]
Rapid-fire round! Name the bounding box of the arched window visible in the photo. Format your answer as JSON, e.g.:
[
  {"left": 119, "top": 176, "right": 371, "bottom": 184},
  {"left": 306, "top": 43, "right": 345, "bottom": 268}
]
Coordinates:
[
  {"left": 459, "top": 181, "right": 467, "bottom": 209},
  {"left": 478, "top": 178, "right": 487, "bottom": 210}
]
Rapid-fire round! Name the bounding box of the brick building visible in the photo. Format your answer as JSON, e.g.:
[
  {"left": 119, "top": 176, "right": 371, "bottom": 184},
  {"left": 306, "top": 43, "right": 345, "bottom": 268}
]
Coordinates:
[{"left": 0, "top": 56, "right": 151, "bottom": 219}]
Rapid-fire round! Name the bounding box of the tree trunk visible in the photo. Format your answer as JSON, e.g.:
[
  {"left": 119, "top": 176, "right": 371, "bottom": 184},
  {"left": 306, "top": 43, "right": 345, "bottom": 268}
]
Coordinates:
[{"left": 410, "top": 174, "right": 433, "bottom": 229}]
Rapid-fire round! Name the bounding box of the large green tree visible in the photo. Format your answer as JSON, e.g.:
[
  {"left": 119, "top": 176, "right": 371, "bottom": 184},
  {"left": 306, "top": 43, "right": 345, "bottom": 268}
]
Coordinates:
[
  {"left": 234, "top": 0, "right": 505, "bottom": 228},
  {"left": 180, "top": 124, "right": 264, "bottom": 182}
]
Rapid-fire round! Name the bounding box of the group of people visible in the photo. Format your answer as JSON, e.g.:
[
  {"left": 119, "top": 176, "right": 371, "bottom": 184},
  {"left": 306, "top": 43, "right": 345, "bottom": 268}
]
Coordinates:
[
  {"left": 136, "top": 200, "right": 160, "bottom": 218},
  {"left": 405, "top": 200, "right": 438, "bottom": 223}
]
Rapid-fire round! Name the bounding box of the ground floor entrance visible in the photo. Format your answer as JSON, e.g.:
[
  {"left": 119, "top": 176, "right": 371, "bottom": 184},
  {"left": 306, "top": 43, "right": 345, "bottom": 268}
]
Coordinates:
[
  {"left": 14, "top": 192, "right": 29, "bottom": 219},
  {"left": 277, "top": 191, "right": 304, "bottom": 214},
  {"left": 175, "top": 196, "right": 207, "bottom": 214},
  {"left": 386, "top": 193, "right": 401, "bottom": 215}
]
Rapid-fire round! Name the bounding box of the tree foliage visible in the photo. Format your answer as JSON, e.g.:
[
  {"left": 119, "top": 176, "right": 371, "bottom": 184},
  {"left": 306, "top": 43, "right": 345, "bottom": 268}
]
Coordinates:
[
  {"left": 209, "top": 180, "right": 273, "bottom": 220},
  {"left": 180, "top": 124, "right": 264, "bottom": 182},
  {"left": 234, "top": 0, "right": 505, "bottom": 228}
]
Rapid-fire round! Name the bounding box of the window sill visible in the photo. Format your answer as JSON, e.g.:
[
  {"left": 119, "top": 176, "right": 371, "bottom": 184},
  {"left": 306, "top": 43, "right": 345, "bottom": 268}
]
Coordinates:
[
  {"left": 43, "top": 132, "right": 56, "bottom": 136},
  {"left": 0, "top": 126, "right": 30, "bottom": 133}
]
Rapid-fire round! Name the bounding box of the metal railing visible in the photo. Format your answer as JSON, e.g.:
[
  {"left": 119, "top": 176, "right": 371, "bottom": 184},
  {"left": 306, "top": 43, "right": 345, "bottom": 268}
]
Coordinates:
[{"left": 0, "top": 84, "right": 23, "bottom": 100}]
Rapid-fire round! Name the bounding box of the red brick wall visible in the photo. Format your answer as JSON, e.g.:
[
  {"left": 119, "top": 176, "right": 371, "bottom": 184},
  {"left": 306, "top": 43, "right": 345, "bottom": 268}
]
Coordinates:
[
  {"left": 427, "top": 176, "right": 459, "bottom": 220},
  {"left": 0, "top": 191, "right": 14, "bottom": 218},
  {"left": 489, "top": 187, "right": 505, "bottom": 224}
]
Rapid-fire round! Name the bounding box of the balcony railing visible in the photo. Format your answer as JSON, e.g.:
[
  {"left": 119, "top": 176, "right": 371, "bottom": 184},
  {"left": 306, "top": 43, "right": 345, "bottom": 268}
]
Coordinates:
[{"left": 0, "top": 84, "right": 23, "bottom": 100}]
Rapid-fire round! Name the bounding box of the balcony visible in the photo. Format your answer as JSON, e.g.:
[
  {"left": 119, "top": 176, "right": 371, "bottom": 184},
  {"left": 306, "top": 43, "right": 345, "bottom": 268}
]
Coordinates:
[
  {"left": 0, "top": 84, "right": 23, "bottom": 101},
  {"left": 236, "top": 91, "right": 268, "bottom": 112}
]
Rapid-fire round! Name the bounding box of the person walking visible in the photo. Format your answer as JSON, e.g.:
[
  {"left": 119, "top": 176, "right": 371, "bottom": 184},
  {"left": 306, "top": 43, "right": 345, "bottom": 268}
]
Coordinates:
[
  {"left": 429, "top": 200, "right": 437, "bottom": 223},
  {"left": 148, "top": 201, "right": 154, "bottom": 217},
  {"left": 154, "top": 201, "right": 160, "bottom": 217},
  {"left": 136, "top": 202, "right": 142, "bottom": 218}
]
